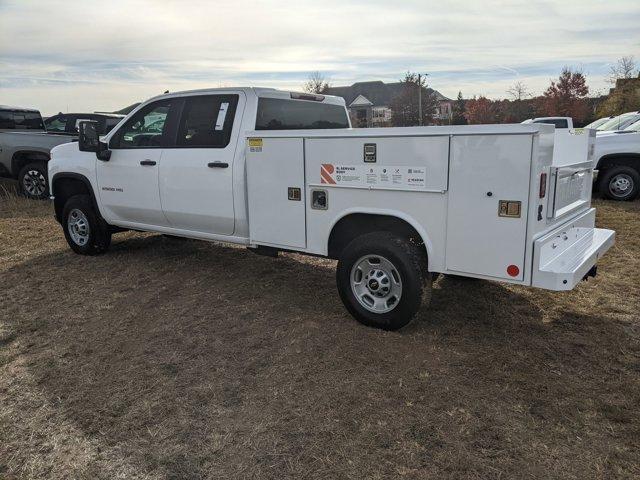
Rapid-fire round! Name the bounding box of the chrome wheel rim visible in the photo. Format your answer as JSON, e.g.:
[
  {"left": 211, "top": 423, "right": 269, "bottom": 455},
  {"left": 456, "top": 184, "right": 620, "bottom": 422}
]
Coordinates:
[
  {"left": 22, "top": 169, "right": 47, "bottom": 197},
  {"left": 350, "top": 255, "right": 402, "bottom": 313},
  {"left": 67, "top": 208, "right": 90, "bottom": 246},
  {"left": 609, "top": 173, "right": 633, "bottom": 198}
]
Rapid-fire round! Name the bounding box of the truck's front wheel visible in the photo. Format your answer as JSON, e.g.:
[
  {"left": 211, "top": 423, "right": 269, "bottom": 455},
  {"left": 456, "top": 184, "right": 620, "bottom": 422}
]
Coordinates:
[
  {"left": 599, "top": 165, "right": 640, "bottom": 201},
  {"left": 62, "top": 195, "right": 111, "bottom": 255},
  {"left": 336, "top": 232, "right": 431, "bottom": 330}
]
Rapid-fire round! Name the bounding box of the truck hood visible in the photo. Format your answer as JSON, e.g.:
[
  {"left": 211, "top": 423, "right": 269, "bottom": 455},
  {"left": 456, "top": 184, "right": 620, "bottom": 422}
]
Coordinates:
[
  {"left": 593, "top": 130, "right": 640, "bottom": 163},
  {"left": 50, "top": 140, "right": 80, "bottom": 158}
]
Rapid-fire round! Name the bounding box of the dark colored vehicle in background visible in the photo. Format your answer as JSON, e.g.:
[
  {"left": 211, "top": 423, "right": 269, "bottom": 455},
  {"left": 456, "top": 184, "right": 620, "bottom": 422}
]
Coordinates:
[
  {"left": 45, "top": 112, "right": 123, "bottom": 136},
  {"left": 0, "top": 106, "right": 124, "bottom": 199}
]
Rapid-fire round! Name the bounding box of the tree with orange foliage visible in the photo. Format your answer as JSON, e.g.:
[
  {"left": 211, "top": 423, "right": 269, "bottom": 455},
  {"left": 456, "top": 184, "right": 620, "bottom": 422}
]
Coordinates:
[
  {"left": 538, "top": 68, "right": 589, "bottom": 122},
  {"left": 464, "top": 96, "right": 499, "bottom": 124}
]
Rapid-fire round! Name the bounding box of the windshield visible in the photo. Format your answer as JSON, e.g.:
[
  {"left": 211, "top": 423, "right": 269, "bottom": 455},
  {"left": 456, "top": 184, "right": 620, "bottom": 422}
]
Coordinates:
[
  {"left": 584, "top": 117, "right": 610, "bottom": 129},
  {"left": 623, "top": 119, "right": 640, "bottom": 132},
  {"left": 598, "top": 113, "right": 639, "bottom": 131}
]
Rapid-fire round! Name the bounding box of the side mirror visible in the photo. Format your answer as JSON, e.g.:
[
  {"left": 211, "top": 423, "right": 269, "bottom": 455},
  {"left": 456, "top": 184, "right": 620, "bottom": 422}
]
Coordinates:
[
  {"left": 78, "top": 120, "right": 99, "bottom": 152},
  {"left": 78, "top": 120, "right": 111, "bottom": 161}
]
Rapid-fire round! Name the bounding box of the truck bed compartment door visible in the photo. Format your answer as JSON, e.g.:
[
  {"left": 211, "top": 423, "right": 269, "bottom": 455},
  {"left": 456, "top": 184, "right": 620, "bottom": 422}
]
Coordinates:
[
  {"left": 246, "top": 137, "right": 306, "bottom": 249},
  {"left": 445, "top": 134, "right": 532, "bottom": 280}
]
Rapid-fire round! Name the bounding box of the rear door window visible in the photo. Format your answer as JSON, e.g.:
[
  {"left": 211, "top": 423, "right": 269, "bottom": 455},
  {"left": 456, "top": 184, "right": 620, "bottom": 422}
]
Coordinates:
[
  {"left": 175, "top": 95, "right": 239, "bottom": 148},
  {"left": 256, "top": 98, "right": 349, "bottom": 130},
  {"left": 71, "top": 116, "right": 93, "bottom": 134}
]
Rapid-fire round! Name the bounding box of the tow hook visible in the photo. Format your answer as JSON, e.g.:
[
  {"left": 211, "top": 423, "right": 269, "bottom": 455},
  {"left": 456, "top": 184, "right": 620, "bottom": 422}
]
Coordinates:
[{"left": 582, "top": 265, "right": 597, "bottom": 281}]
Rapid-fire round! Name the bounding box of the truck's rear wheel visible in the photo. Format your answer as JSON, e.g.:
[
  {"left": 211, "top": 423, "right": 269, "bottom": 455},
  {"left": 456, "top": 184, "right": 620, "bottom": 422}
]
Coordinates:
[
  {"left": 18, "top": 162, "right": 49, "bottom": 200},
  {"left": 599, "top": 166, "right": 639, "bottom": 201},
  {"left": 336, "top": 231, "right": 431, "bottom": 330},
  {"left": 62, "top": 194, "right": 111, "bottom": 255}
]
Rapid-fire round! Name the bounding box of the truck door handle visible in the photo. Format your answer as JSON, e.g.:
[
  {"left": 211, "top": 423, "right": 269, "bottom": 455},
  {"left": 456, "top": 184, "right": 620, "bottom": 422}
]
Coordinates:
[
  {"left": 140, "top": 159, "right": 156, "bottom": 166},
  {"left": 208, "top": 162, "right": 229, "bottom": 168}
]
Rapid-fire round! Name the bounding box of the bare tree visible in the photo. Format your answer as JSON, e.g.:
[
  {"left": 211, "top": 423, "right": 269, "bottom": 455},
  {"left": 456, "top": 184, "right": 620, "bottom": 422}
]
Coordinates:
[
  {"left": 303, "top": 71, "right": 330, "bottom": 94},
  {"left": 506, "top": 81, "right": 530, "bottom": 101},
  {"left": 608, "top": 56, "right": 637, "bottom": 84}
]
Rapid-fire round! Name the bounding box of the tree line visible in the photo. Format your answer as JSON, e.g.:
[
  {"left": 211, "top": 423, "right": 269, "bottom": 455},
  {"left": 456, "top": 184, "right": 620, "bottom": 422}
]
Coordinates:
[{"left": 304, "top": 56, "right": 639, "bottom": 127}]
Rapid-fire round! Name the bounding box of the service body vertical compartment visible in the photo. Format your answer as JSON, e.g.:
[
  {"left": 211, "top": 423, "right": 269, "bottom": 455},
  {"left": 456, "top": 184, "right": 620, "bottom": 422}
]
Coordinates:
[
  {"left": 246, "top": 137, "right": 306, "bottom": 249},
  {"left": 446, "top": 134, "right": 533, "bottom": 280}
]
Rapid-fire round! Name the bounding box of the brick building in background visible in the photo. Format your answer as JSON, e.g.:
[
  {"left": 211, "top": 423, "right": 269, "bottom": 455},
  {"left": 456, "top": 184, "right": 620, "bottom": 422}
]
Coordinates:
[{"left": 325, "top": 81, "right": 452, "bottom": 127}]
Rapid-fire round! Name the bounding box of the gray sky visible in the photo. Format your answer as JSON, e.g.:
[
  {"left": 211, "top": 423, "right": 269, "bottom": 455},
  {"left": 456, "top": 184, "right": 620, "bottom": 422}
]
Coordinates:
[{"left": 1, "top": 0, "right": 638, "bottom": 116}]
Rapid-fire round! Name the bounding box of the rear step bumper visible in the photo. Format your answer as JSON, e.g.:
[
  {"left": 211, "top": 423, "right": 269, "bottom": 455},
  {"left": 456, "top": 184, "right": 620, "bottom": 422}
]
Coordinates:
[{"left": 532, "top": 209, "right": 615, "bottom": 291}]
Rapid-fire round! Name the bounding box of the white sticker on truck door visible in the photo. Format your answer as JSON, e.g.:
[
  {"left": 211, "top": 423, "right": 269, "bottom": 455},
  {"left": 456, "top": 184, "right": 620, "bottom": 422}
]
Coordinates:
[{"left": 321, "top": 164, "right": 426, "bottom": 189}]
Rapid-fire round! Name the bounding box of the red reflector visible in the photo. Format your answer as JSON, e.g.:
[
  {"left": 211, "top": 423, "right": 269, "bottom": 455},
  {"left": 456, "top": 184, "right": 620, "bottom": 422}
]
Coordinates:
[
  {"left": 507, "top": 265, "right": 520, "bottom": 277},
  {"left": 539, "top": 172, "right": 547, "bottom": 198}
]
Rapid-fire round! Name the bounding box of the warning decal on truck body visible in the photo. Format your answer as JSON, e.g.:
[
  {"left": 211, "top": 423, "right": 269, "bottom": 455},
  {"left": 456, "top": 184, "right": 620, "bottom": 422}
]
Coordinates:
[
  {"left": 320, "top": 164, "right": 426, "bottom": 190},
  {"left": 248, "top": 138, "right": 263, "bottom": 152}
]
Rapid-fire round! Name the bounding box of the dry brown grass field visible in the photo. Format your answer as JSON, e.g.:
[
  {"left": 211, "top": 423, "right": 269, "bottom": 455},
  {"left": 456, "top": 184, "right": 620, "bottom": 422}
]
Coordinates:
[{"left": 1, "top": 177, "right": 639, "bottom": 479}]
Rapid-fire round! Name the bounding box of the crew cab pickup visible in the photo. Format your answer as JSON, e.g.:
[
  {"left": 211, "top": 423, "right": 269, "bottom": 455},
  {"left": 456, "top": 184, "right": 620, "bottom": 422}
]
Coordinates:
[
  {"left": 0, "top": 107, "right": 124, "bottom": 199},
  {"left": 48, "top": 88, "right": 615, "bottom": 330}
]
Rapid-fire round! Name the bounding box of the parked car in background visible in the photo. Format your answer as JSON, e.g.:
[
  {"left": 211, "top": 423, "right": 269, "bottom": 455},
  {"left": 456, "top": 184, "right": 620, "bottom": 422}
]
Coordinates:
[
  {"left": 596, "top": 112, "right": 640, "bottom": 133},
  {"left": 45, "top": 112, "right": 123, "bottom": 136},
  {"left": 584, "top": 116, "right": 613, "bottom": 130},
  {"left": 522, "top": 117, "right": 573, "bottom": 129},
  {"left": 0, "top": 108, "right": 124, "bottom": 199}
]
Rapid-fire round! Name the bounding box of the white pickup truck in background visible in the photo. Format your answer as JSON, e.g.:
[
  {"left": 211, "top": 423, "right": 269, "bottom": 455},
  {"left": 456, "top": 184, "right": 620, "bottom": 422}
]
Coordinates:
[
  {"left": 593, "top": 115, "right": 640, "bottom": 200},
  {"left": 522, "top": 117, "right": 574, "bottom": 129},
  {"left": 48, "top": 88, "right": 614, "bottom": 330}
]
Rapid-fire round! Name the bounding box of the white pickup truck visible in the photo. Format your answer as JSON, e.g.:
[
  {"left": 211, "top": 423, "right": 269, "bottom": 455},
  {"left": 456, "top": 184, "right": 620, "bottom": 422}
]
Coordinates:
[
  {"left": 48, "top": 87, "right": 615, "bottom": 330},
  {"left": 522, "top": 117, "right": 574, "bottom": 129}
]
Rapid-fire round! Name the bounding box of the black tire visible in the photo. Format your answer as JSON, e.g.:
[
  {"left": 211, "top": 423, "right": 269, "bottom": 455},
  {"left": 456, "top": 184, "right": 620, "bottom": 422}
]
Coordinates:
[
  {"left": 336, "top": 231, "right": 431, "bottom": 331},
  {"left": 18, "top": 162, "right": 49, "bottom": 200},
  {"left": 62, "top": 194, "right": 111, "bottom": 255},
  {"left": 598, "top": 165, "right": 640, "bottom": 201}
]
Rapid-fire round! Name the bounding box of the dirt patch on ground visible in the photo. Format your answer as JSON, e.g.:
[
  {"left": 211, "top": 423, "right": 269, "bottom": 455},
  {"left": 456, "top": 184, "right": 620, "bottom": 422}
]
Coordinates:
[{"left": 1, "top": 183, "right": 639, "bottom": 479}]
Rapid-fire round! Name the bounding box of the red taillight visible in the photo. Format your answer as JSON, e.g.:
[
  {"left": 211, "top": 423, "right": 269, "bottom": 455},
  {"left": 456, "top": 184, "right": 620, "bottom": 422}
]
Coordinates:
[
  {"left": 507, "top": 265, "right": 520, "bottom": 277},
  {"left": 539, "top": 172, "right": 547, "bottom": 198}
]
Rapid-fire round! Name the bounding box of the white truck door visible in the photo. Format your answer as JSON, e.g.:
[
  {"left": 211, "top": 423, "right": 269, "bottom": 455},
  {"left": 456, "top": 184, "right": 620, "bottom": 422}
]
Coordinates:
[
  {"left": 159, "top": 93, "right": 243, "bottom": 235},
  {"left": 96, "top": 99, "right": 173, "bottom": 226},
  {"left": 446, "top": 134, "right": 532, "bottom": 280}
]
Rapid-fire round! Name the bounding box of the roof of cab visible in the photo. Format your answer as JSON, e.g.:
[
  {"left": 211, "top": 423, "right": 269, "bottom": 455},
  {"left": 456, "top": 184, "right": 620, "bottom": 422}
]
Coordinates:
[
  {"left": 145, "top": 87, "right": 346, "bottom": 106},
  {"left": 0, "top": 105, "right": 40, "bottom": 113}
]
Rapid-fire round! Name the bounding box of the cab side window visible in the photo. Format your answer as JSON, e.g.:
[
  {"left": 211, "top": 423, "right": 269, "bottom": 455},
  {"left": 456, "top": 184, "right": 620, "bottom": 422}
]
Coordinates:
[
  {"left": 111, "top": 100, "right": 172, "bottom": 149},
  {"left": 176, "top": 95, "right": 238, "bottom": 148},
  {"left": 46, "top": 115, "right": 68, "bottom": 133}
]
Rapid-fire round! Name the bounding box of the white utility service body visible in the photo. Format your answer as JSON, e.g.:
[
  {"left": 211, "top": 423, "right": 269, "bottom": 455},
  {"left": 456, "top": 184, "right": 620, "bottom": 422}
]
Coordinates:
[
  {"left": 246, "top": 125, "right": 613, "bottom": 288},
  {"left": 49, "top": 87, "right": 614, "bottom": 330}
]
